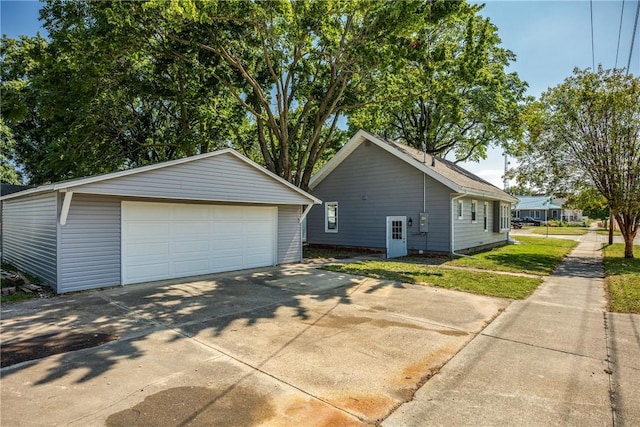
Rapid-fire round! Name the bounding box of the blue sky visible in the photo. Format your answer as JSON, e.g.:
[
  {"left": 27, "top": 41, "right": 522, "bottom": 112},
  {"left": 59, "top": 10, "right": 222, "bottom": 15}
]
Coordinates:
[{"left": 2, "top": 0, "right": 639, "bottom": 187}]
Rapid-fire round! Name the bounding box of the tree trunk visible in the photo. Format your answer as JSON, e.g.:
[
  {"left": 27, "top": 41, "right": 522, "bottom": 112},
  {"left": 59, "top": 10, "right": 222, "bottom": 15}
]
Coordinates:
[
  {"left": 623, "top": 232, "right": 635, "bottom": 258},
  {"left": 609, "top": 215, "right": 614, "bottom": 245},
  {"left": 615, "top": 213, "right": 637, "bottom": 259}
]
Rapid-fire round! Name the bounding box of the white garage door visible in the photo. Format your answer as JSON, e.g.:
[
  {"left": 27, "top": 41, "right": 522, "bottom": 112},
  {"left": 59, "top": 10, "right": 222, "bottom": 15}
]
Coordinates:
[{"left": 122, "top": 201, "right": 276, "bottom": 285}]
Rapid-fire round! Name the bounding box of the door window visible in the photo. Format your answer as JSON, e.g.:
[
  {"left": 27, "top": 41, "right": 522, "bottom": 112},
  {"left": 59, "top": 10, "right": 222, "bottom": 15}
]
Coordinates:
[{"left": 392, "top": 220, "right": 403, "bottom": 239}]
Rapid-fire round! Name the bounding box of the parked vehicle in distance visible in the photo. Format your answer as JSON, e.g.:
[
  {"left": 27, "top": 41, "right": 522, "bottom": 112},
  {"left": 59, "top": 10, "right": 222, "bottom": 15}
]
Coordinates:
[{"left": 523, "top": 216, "right": 542, "bottom": 226}]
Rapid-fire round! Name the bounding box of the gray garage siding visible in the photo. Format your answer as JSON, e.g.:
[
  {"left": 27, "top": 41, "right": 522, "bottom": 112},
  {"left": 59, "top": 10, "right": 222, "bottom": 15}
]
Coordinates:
[
  {"left": 71, "top": 153, "right": 310, "bottom": 205},
  {"left": 1, "top": 192, "right": 58, "bottom": 286},
  {"left": 452, "top": 197, "right": 507, "bottom": 252},
  {"left": 277, "top": 205, "right": 302, "bottom": 263},
  {"left": 58, "top": 194, "right": 121, "bottom": 293},
  {"left": 308, "top": 142, "right": 452, "bottom": 253}
]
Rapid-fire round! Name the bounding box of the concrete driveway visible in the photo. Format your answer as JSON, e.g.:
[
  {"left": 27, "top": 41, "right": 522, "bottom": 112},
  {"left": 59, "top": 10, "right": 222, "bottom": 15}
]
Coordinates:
[{"left": 1, "top": 263, "right": 509, "bottom": 426}]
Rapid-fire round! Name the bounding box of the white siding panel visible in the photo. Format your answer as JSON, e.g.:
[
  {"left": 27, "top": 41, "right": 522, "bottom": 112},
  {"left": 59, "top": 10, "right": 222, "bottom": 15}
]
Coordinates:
[
  {"left": 72, "top": 153, "right": 311, "bottom": 205},
  {"left": 59, "top": 194, "right": 121, "bottom": 292},
  {"left": 277, "top": 205, "right": 302, "bottom": 263},
  {"left": 453, "top": 196, "right": 507, "bottom": 251},
  {"left": 1, "top": 192, "right": 58, "bottom": 287}
]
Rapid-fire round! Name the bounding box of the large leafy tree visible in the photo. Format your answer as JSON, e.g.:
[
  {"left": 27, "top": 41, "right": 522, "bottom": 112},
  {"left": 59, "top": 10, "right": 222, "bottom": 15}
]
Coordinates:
[
  {"left": 3, "top": 0, "right": 476, "bottom": 189},
  {"left": 349, "top": 2, "right": 527, "bottom": 162},
  {"left": 513, "top": 67, "right": 640, "bottom": 258},
  {"left": 0, "top": 118, "right": 23, "bottom": 185},
  {"left": 146, "top": 0, "right": 463, "bottom": 189},
  {"left": 2, "top": 1, "right": 245, "bottom": 184}
]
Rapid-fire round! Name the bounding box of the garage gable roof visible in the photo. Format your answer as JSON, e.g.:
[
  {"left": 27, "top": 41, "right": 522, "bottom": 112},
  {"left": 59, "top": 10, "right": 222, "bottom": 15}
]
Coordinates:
[
  {"left": 310, "top": 130, "right": 517, "bottom": 203},
  {"left": 1, "top": 149, "right": 320, "bottom": 205}
]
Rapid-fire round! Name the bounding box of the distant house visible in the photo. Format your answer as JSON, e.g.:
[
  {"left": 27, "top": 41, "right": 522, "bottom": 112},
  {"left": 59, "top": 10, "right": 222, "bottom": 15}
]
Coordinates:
[
  {"left": 512, "top": 195, "right": 582, "bottom": 222},
  {"left": 306, "top": 130, "right": 517, "bottom": 257}
]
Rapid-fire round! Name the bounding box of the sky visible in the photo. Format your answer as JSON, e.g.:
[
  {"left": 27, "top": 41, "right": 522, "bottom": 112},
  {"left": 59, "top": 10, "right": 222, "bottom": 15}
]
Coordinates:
[{"left": 1, "top": 0, "right": 639, "bottom": 188}]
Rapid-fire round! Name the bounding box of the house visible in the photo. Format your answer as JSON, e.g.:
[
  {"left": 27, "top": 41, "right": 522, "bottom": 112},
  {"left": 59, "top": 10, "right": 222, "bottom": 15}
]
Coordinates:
[
  {"left": 513, "top": 196, "right": 582, "bottom": 222},
  {"left": 306, "top": 130, "right": 517, "bottom": 257},
  {"left": 0, "top": 149, "right": 319, "bottom": 293}
]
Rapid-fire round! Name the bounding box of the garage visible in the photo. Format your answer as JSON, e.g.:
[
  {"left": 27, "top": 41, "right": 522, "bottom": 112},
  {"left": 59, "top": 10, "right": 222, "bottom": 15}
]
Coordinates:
[
  {"left": 1, "top": 148, "right": 320, "bottom": 293},
  {"left": 122, "top": 202, "right": 276, "bottom": 284}
]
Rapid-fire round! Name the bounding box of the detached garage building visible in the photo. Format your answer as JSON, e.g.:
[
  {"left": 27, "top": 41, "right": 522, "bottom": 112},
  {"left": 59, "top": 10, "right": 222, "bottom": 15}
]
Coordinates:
[{"left": 0, "top": 149, "right": 320, "bottom": 293}]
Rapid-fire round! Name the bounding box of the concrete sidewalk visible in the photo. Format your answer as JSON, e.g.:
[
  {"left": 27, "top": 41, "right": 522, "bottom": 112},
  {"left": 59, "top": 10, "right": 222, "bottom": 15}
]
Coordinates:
[{"left": 384, "top": 231, "right": 640, "bottom": 426}]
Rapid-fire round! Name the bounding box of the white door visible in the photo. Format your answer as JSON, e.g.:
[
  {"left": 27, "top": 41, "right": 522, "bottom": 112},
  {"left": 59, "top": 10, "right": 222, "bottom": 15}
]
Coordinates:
[
  {"left": 121, "top": 201, "right": 276, "bottom": 285},
  {"left": 386, "top": 216, "right": 407, "bottom": 258}
]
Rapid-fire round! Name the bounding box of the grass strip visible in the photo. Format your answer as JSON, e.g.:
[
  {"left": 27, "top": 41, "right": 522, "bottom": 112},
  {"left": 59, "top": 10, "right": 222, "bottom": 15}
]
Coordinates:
[
  {"left": 445, "top": 236, "right": 577, "bottom": 275},
  {"left": 324, "top": 261, "right": 542, "bottom": 299},
  {"left": 603, "top": 244, "right": 640, "bottom": 313},
  {"left": 530, "top": 227, "right": 587, "bottom": 236}
]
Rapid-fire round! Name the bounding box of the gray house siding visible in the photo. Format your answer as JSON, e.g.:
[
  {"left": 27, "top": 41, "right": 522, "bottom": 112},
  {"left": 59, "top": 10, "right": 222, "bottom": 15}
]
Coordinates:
[
  {"left": 58, "top": 194, "right": 121, "bottom": 293},
  {"left": 277, "top": 205, "right": 302, "bottom": 264},
  {"left": 1, "top": 192, "right": 58, "bottom": 286},
  {"left": 71, "top": 153, "right": 310, "bottom": 205},
  {"left": 308, "top": 142, "right": 452, "bottom": 253},
  {"left": 453, "top": 197, "right": 506, "bottom": 252}
]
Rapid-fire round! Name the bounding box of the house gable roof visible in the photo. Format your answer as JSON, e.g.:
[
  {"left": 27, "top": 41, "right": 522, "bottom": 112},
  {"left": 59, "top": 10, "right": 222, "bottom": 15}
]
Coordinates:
[
  {"left": 310, "top": 130, "right": 517, "bottom": 203},
  {"left": 514, "top": 195, "right": 562, "bottom": 211},
  {"left": 0, "top": 184, "right": 32, "bottom": 197},
  {"left": 1, "top": 149, "right": 320, "bottom": 205}
]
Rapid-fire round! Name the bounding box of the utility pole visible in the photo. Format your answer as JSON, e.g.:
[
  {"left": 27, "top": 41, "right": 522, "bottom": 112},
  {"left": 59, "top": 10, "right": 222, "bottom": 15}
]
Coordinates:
[{"left": 503, "top": 153, "right": 510, "bottom": 191}]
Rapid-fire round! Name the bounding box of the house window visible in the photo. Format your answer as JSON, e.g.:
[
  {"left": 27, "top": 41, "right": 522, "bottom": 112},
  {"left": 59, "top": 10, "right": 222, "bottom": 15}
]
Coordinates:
[
  {"left": 457, "top": 200, "right": 463, "bottom": 220},
  {"left": 534, "top": 210, "right": 540, "bottom": 219},
  {"left": 471, "top": 200, "right": 477, "bottom": 222},
  {"left": 483, "top": 202, "right": 488, "bottom": 232},
  {"left": 325, "top": 202, "right": 338, "bottom": 232},
  {"left": 500, "top": 204, "right": 510, "bottom": 230}
]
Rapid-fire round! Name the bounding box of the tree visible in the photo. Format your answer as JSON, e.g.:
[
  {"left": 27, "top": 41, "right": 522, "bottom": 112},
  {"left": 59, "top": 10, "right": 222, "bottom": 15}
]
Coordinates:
[
  {"left": 0, "top": 118, "right": 23, "bottom": 185},
  {"left": 512, "top": 67, "right": 640, "bottom": 258},
  {"left": 1, "top": 1, "right": 246, "bottom": 184},
  {"left": 348, "top": 2, "right": 527, "bottom": 163},
  {"left": 565, "top": 187, "right": 609, "bottom": 220},
  {"left": 507, "top": 184, "right": 537, "bottom": 196},
  {"left": 147, "top": 0, "right": 463, "bottom": 189}
]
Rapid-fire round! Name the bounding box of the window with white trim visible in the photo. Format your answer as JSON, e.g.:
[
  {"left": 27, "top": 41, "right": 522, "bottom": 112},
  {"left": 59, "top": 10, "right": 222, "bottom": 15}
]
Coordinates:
[
  {"left": 471, "top": 200, "right": 477, "bottom": 222},
  {"left": 483, "top": 202, "right": 488, "bottom": 232},
  {"left": 457, "top": 200, "right": 463, "bottom": 220},
  {"left": 325, "top": 202, "right": 338, "bottom": 232},
  {"left": 500, "top": 204, "right": 510, "bottom": 230}
]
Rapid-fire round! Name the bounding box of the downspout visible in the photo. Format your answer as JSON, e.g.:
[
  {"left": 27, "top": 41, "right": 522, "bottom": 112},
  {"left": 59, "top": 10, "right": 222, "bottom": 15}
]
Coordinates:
[{"left": 451, "top": 192, "right": 471, "bottom": 257}]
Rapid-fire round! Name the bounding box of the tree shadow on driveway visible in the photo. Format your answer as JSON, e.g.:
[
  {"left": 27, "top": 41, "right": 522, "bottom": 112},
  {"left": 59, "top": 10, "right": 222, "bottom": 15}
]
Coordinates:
[{"left": 0, "top": 265, "right": 365, "bottom": 385}]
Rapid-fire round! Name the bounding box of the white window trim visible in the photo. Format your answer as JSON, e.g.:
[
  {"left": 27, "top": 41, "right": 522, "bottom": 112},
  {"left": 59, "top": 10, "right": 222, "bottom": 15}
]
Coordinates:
[
  {"left": 471, "top": 200, "right": 477, "bottom": 223},
  {"left": 457, "top": 200, "right": 464, "bottom": 220},
  {"left": 500, "top": 203, "right": 510, "bottom": 231},
  {"left": 325, "top": 201, "right": 338, "bottom": 233},
  {"left": 483, "top": 202, "right": 489, "bottom": 232}
]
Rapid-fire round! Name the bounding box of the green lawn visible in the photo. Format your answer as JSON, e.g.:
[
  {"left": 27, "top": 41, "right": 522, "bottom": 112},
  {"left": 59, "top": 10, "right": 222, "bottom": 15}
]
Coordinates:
[
  {"left": 0, "top": 291, "right": 37, "bottom": 305},
  {"left": 603, "top": 244, "right": 640, "bottom": 313},
  {"left": 596, "top": 229, "right": 621, "bottom": 236},
  {"left": 324, "top": 261, "right": 542, "bottom": 299},
  {"left": 530, "top": 227, "right": 588, "bottom": 236},
  {"left": 445, "top": 236, "right": 578, "bottom": 275}
]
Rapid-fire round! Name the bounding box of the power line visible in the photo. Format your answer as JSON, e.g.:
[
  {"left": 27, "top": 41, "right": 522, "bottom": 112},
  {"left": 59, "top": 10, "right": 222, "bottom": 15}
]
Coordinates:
[
  {"left": 590, "top": 0, "right": 595, "bottom": 70},
  {"left": 615, "top": 0, "right": 625, "bottom": 68},
  {"left": 628, "top": 0, "right": 640, "bottom": 74}
]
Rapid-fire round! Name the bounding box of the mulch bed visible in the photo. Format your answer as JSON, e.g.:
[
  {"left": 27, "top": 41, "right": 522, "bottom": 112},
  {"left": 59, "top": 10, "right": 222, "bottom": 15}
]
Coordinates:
[{"left": 1, "top": 331, "right": 118, "bottom": 368}]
